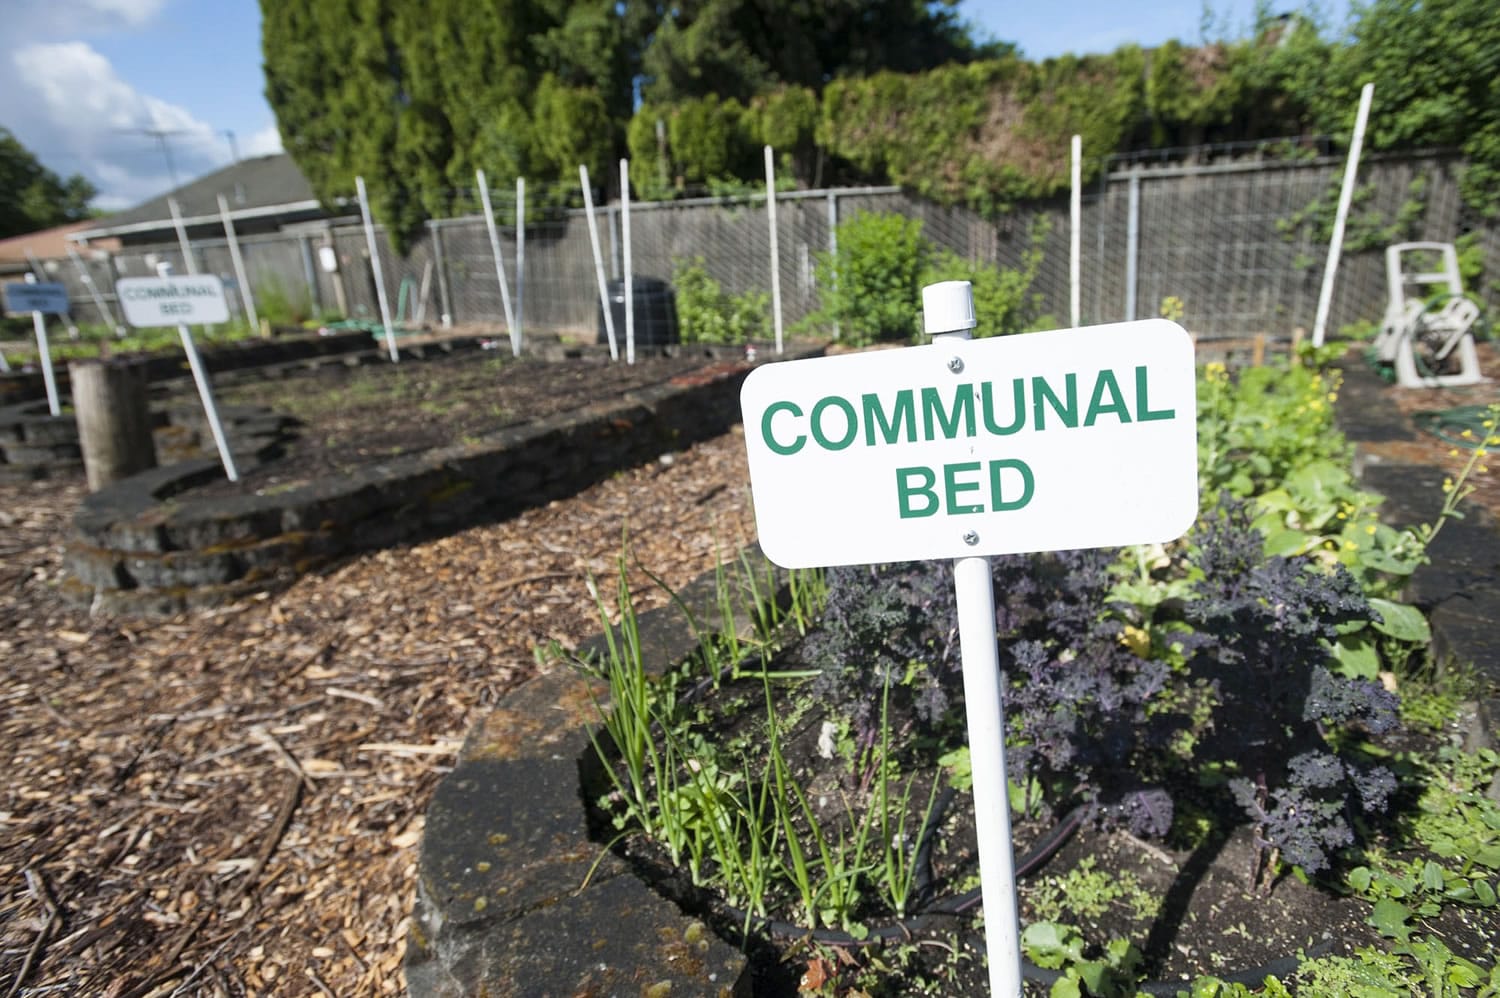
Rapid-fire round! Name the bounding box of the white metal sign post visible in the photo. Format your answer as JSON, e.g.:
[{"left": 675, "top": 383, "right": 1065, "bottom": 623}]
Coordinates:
[
  {"left": 740, "top": 283, "right": 1198, "bottom": 995},
  {"left": 476, "top": 169, "right": 519, "bottom": 355},
  {"left": 117, "top": 273, "right": 238, "bottom": 481},
  {"left": 579, "top": 164, "right": 618, "bottom": 360},
  {"left": 355, "top": 176, "right": 400, "bottom": 363},
  {"left": 2, "top": 279, "right": 69, "bottom": 415}
]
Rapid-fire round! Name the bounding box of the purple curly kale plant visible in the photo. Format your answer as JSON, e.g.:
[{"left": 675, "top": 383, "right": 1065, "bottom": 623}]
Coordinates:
[
  {"left": 804, "top": 551, "right": 1178, "bottom": 838},
  {"left": 803, "top": 561, "right": 961, "bottom": 739},
  {"left": 990, "top": 549, "right": 1175, "bottom": 836},
  {"left": 1187, "top": 502, "right": 1401, "bottom": 876}
]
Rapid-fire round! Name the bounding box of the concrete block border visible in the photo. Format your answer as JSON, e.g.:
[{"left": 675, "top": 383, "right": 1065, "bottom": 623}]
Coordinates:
[
  {"left": 406, "top": 562, "right": 755, "bottom": 997},
  {"left": 63, "top": 346, "right": 822, "bottom": 616}
]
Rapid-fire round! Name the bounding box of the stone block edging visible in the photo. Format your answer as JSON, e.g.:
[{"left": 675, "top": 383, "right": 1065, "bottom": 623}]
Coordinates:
[
  {"left": 407, "top": 562, "right": 757, "bottom": 997},
  {"left": 64, "top": 348, "right": 820, "bottom": 616}
]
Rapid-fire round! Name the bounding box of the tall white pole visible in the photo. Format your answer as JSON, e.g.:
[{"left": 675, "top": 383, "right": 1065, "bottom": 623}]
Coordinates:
[
  {"left": 476, "top": 169, "right": 519, "bottom": 355},
  {"left": 515, "top": 177, "right": 526, "bottom": 350},
  {"left": 580, "top": 165, "right": 618, "bottom": 361},
  {"left": 621, "top": 159, "right": 635, "bottom": 365},
  {"left": 765, "top": 145, "right": 784, "bottom": 355},
  {"left": 1070, "top": 135, "right": 1082, "bottom": 329},
  {"left": 168, "top": 197, "right": 199, "bottom": 275},
  {"left": 924, "top": 280, "right": 1022, "bottom": 997},
  {"left": 1312, "top": 83, "right": 1375, "bottom": 348},
  {"left": 217, "top": 194, "right": 260, "bottom": 334},
  {"left": 67, "top": 244, "right": 124, "bottom": 336},
  {"left": 355, "top": 175, "right": 400, "bottom": 363}
]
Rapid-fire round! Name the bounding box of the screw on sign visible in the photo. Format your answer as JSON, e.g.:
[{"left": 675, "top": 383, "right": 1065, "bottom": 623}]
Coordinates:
[{"left": 739, "top": 281, "right": 1199, "bottom": 995}]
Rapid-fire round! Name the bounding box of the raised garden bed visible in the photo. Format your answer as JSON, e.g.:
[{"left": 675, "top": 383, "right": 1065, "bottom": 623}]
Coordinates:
[
  {"left": 62, "top": 343, "right": 823, "bottom": 615},
  {"left": 410, "top": 350, "right": 1500, "bottom": 996}
]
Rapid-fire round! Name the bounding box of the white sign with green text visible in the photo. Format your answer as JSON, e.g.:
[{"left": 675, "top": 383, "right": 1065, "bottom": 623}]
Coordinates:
[{"left": 740, "top": 318, "right": 1199, "bottom": 568}]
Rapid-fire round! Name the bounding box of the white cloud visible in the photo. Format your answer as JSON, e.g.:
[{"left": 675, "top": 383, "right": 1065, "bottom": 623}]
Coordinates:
[
  {"left": 7, "top": 0, "right": 167, "bottom": 35},
  {"left": 242, "top": 123, "right": 284, "bottom": 158},
  {"left": 10, "top": 40, "right": 228, "bottom": 208}
]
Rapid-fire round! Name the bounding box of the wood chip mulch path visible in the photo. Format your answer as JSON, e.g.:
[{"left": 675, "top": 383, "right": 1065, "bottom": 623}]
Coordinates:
[
  {"left": 1, "top": 427, "right": 758, "bottom": 997},
  {"left": 3, "top": 344, "right": 1497, "bottom": 997}
]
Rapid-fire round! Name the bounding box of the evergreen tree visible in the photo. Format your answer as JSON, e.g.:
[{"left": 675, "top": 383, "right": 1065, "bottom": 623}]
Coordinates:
[
  {"left": 637, "top": 0, "right": 1006, "bottom": 104},
  {"left": 261, "top": 0, "right": 632, "bottom": 250}
]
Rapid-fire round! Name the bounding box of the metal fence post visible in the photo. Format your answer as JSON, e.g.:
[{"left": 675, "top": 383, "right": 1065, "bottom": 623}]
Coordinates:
[{"left": 1125, "top": 170, "right": 1141, "bottom": 322}]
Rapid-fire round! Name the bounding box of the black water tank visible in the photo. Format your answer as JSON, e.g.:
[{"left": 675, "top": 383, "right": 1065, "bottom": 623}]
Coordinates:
[{"left": 596, "top": 277, "right": 679, "bottom": 346}]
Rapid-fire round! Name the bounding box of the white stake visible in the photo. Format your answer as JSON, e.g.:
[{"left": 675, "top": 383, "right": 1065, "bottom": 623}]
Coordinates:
[
  {"left": 355, "top": 176, "right": 400, "bottom": 363},
  {"left": 168, "top": 197, "right": 199, "bottom": 274},
  {"left": 22, "top": 274, "right": 60, "bottom": 416},
  {"left": 1070, "top": 135, "right": 1082, "bottom": 329},
  {"left": 476, "top": 169, "right": 519, "bottom": 355},
  {"left": 580, "top": 165, "right": 618, "bottom": 361},
  {"left": 925, "top": 280, "right": 1023, "bottom": 997},
  {"left": 218, "top": 194, "right": 259, "bottom": 334},
  {"left": 1313, "top": 83, "right": 1375, "bottom": 348},
  {"left": 66, "top": 244, "right": 125, "bottom": 336},
  {"left": 621, "top": 159, "right": 634, "bottom": 365},
  {"left": 156, "top": 262, "right": 237, "bottom": 481},
  {"left": 765, "top": 145, "right": 784, "bottom": 355},
  {"left": 515, "top": 176, "right": 526, "bottom": 349}
]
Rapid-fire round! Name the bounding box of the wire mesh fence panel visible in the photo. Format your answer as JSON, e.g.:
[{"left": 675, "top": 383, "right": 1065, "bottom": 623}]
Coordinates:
[{"left": 17, "top": 151, "right": 1498, "bottom": 351}]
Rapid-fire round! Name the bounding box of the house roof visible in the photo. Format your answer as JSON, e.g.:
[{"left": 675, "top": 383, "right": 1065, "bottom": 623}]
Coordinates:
[
  {"left": 69, "top": 153, "right": 347, "bottom": 242},
  {"left": 0, "top": 220, "right": 120, "bottom": 272}
]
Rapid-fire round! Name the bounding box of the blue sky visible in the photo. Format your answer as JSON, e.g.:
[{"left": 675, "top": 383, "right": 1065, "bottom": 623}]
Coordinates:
[{"left": 5, "top": 0, "right": 1352, "bottom": 214}]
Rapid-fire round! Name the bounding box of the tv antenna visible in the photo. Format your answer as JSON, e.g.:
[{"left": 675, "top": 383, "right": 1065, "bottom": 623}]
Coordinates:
[{"left": 117, "top": 126, "right": 189, "bottom": 189}]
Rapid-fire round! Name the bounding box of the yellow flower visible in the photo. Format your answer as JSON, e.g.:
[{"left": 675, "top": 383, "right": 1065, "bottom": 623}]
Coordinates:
[
  {"left": 1120, "top": 625, "right": 1151, "bottom": 657},
  {"left": 1344, "top": 541, "right": 1358, "bottom": 551},
  {"left": 1449, "top": 448, "right": 1461, "bottom": 457},
  {"left": 1365, "top": 525, "right": 1377, "bottom": 535},
  {"left": 1461, "top": 429, "right": 1474, "bottom": 440},
  {"left": 1442, "top": 477, "right": 1454, "bottom": 493}
]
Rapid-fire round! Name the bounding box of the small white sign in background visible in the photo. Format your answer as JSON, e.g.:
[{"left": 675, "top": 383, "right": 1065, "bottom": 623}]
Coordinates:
[
  {"left": 1, "top": 281, "right": 70, "bottom": 316},
  {"left": 117, "top": 275, "right": 230, "bottom": 328},
  {"left": 741, "top": 318, "right": 1199, "bottom": 568}
]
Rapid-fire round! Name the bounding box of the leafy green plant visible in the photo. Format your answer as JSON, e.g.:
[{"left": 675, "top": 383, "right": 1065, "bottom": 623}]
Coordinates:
[
  {"left": 672, "top": 255, "right": 768, "bottom": 345},
  {"left": 803, "top": 210, "right": 929, "bottom": 345},
  {"left": 1020, "top": 921, "right": 1144, "bottom": 998}
]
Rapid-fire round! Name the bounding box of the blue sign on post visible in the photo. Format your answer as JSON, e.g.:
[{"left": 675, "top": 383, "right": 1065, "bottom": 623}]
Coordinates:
[{"left": 1, "top": 282, "right": 70, "bottom": 315}]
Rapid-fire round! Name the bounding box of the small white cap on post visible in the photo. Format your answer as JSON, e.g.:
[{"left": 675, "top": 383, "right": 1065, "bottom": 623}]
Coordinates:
[{"left": 922, "top": 280, "right": 976, "bottom": 337}]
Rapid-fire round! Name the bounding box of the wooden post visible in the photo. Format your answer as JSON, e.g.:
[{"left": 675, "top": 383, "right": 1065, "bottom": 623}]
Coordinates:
[{"left": 70, "top": 359, "right": 156, "bottom": 491}]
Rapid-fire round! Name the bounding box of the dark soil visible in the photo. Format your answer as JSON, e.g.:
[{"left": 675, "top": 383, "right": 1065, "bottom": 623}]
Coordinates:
[
  {"left": 592, "top": 637, "right": 1498, "bottom": 995},
  {"left": 189, "top": 346, "right": 747, "bottom": 498}
]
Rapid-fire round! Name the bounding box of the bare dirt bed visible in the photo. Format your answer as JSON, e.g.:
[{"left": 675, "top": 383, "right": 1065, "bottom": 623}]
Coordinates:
[{"left": 1, "top": 343, "right": 1497, "bottom": 997}]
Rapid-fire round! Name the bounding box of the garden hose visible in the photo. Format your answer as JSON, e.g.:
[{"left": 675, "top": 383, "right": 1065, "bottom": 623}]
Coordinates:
[{"left": 1412, "top": 405, "right": 1497, "bottom": 448}]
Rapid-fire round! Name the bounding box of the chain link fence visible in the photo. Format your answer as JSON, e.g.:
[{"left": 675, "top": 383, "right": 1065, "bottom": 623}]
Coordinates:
[{"left": 22, "top": 150, "right": 1497, "bottom": 347}]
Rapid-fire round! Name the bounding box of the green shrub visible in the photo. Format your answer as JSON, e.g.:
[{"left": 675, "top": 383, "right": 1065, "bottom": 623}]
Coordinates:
[
  {"left": 804, "top": 210, "right": 1047, "bottom": 344},
  {"left": 672, "top": 257, "right": 769, "bottom": 344},
  {"left": 921, "top": 219, "right": 1049, "bottom": 337},
  {"left": 804, "top": 210, "right": 929, "bottom": 345}
]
